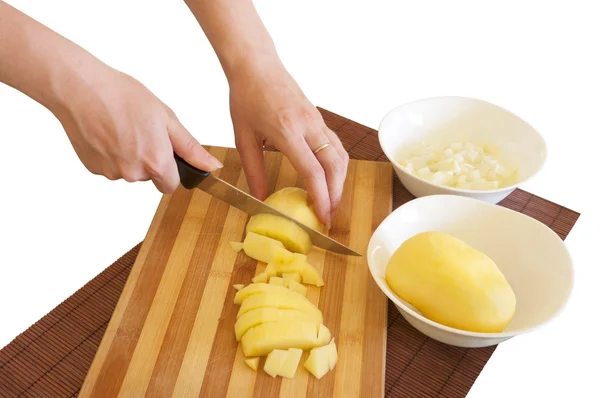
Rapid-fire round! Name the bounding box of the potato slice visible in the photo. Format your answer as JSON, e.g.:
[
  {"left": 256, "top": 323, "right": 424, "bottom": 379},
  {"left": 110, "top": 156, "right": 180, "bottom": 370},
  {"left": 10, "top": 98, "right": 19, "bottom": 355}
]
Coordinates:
[
  {"left": 269, "top": 276, "right": 284, "bottom": 286},
  {"left": 235, "top": 307, "right": 322, "bottom": 341},
  {"left": 300, "top": 263, "right": 324, "bottom": 287},
  {"left": 233, "top": 284, "right": 245, "bottom": 291},
  {"left": 264, "top": 349, "right": 288, "bottom": 378},
  {"left": 274, "top": 252, "right": 324, "bottom": 287},
  {"left": 229, "top": 241, "right": 244, "bottom": 252},
  {"left": 233, "top": 283, "right": 293, "bottom": 305},
  {"left": 241, "top": 321, "right": 326, "bottom": 357},
  {"left": 304, "top": 345, "right": 329, "bottom": 379},
  {"left": 245, "top": 187, "right": 323, "bottom": 255},
  {"left": 242, "top": 232, "right": 285, "bottom": 264},
  {"left": 265, "top": 263, "right": 278, "bottom": 277},
  {"left": 247, "top": 214, "right": 312, "bottom": 254},
  {"left": 279, "top": 348, "right": 303, "bottom": 378},
  {"left": 288, "top": 281, "right": 307, "bottom": 296},
  {"left": 263, "top": 187, "right": 322, "bottom": 230},
  {"left": 304, "top": 338, "right": 337, "bottom": 379},
  {"left": 316, "top": 324, "right": 331, "bottom": 345},
  {"left": 245, "top": 357, "right": 259, "bottom": 371},
  {"left": 282, "top": 273, "right": 302, "bottom": 287},
  {"left": 237, "top": 291, "right": 322, "bottom": 320},
  {"left": 252, "top": 272, "right": 269, "bottom": 284}
]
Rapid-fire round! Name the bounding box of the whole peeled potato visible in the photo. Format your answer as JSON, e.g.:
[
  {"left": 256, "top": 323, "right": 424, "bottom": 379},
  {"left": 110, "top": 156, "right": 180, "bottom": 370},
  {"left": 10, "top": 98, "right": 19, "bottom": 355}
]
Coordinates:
[{"left": 385, "top": 231, "right": 516, "bottom": 333}]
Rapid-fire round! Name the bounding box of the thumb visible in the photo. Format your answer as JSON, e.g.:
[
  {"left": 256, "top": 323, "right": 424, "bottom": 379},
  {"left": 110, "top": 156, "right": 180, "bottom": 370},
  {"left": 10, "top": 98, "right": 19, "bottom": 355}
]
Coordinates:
[{"left": 167, "top": 113, "right": 223, "bottom": 171}]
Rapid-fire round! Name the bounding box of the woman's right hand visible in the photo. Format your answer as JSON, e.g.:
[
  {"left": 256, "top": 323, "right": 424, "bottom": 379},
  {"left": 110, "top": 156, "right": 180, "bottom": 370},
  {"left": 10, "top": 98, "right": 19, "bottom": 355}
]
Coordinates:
[
  {"left": 52, "top": 64, "right": 223, "bottom": 194},
  {"left": 1, "top": 2, "right": 221, "bottom": 194}
]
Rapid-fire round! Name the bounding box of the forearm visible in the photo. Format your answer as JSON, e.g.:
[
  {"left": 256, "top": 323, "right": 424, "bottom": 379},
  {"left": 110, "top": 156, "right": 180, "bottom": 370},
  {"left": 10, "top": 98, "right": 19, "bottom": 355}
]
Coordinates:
[
  {"left": 184, "top": 0, "right": 282, "bottom": 79},
  {"left": 0, "top": 1, "right": 99, "bottom": 112}
]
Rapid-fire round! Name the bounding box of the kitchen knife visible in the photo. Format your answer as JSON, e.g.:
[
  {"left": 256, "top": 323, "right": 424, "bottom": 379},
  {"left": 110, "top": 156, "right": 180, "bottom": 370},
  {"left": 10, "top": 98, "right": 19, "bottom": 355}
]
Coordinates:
[{"left": 174, "top": 153, "right": 361, "bottom": 256}]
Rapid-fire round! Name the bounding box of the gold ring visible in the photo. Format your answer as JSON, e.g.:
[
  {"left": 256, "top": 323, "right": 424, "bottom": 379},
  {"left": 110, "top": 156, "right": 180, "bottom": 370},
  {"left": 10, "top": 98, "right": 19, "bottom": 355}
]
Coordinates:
[{"left": 313, "top": 142, "right": 331, "bottom": 155}]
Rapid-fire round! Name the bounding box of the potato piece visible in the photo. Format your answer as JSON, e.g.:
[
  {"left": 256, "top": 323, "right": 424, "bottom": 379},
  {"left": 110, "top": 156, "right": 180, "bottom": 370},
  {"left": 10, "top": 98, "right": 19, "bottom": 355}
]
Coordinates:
[
  {"left": 246, "top": 187, "right": 323, "bottom": 254},
  {"left": 327, "top": 338, "right": 338, "bottom": 370},
  {"left": 241, "top": 321, "right": 325, "bottom": 357},
  {"left": 252, "top": 272, "right": 269, "bottom": 284},
  {"left": 269, "top": 277, "right": 284, "bottom": 286},
  {"left": 279, "top": 348, "right": 303, "bottom": 378},
  {"left": 304, "top": 338, "right": 337, "bottom": 379},
  {"left": 235, "top": 307, "right": 322, "bottom": 341},
  {"left": 316, "top": 324, "right": 331, "bottom": 345},
  {"left": 300, "top": 263, "right": 324, "bottom": 287},
  {"left": 246, "top": 214, "right": 312, "bottom": 254},
  {"left": 243, "top": 232, "right": 285, "bottom": 263},
  {"left": 233, "top": 284, "right": 245, "bottom": 291},
  {"left": 304, "top": 345, "right": 329, "bottom": 379},
  {"left": 233, "top": 283, "right": 293, "bottom": 305},
  {"left": 229, "top": 241, "right": 244, "bottom": 252},
  {"left": 385, "top": 231, "right": 516, "bottom": 333},
  {"left": 288, "top": 281, "right": 307, "bottom": 296},
  {"left": 282, "top": 273, "right": 302, "bottom": 287},
  {"left": 237, "top": 291, "right": 322, "bottom": 320},
  {"left": 264, "top": 349, "right": 288, "bottom": 378},
  {"left": 245, "top": 357, "right": 259, "bottom": 371},
  {"left": 265, "top": 263, "right": 278, "bottom": 277},
  {"left": 264, "top": 187, "right": 322, "bottom": 230},
  {"left": 273, "top": 251, "right": 324, "bottom": 287}
]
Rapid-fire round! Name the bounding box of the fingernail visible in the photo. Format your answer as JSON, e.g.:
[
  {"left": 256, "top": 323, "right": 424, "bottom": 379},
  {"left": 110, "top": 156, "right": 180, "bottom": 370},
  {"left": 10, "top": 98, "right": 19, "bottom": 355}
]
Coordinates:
[{"left": 212, "top": 158, "right": 224, "bottom": 169}]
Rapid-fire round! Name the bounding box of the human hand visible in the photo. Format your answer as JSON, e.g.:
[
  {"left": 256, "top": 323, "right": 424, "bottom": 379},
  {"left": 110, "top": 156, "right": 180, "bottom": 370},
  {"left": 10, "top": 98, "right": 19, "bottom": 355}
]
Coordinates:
[
  {"left": 53, "top": 64, "right": 223, "bottom": 193},
  {"left": 227, "top": 60, "right": 349, "bottom": 226}
]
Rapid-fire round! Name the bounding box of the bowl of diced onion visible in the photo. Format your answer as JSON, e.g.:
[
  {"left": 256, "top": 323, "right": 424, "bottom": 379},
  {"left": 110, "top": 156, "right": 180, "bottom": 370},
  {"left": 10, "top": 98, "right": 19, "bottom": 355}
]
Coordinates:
[{"left": 378, "top": 96, "right": 547, "bottom": 203}]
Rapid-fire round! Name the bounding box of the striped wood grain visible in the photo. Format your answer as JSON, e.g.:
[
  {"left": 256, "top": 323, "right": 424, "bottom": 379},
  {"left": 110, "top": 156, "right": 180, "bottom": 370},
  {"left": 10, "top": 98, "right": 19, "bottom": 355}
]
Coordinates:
[{"left": 78, "top": 146, "right": 392, "bottom": 397}]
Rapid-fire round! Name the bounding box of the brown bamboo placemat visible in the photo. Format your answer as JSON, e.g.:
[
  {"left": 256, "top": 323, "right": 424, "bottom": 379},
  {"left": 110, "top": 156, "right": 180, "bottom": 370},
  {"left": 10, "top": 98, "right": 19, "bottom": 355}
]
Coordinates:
[{"left": 0, "top": 107, "right": 580, "bottom": 397}]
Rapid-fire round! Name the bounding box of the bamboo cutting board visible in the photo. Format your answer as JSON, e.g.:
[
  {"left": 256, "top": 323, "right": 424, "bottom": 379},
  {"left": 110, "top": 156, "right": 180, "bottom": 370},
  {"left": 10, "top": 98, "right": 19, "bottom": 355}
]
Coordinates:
[{"left": 78, "top": 146, "right": 392, "bottom": 397}]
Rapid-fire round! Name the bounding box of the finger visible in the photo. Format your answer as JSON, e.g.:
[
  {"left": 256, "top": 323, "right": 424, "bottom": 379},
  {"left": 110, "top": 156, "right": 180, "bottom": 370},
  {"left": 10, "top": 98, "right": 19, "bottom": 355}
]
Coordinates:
[
  {"left": 275, "top": 134, "right": 331, "bottom": 226},
  {"left": 115, "top": 159, "right": 150, "bottom": 183},
  {"left": 148, "top": 152, "right": 180, "bottom": 194},
  {"left": 324, "top": 128, "right": 349, "bottom": 166},
  {"left": 305, "top": 128, "right": 347, "bottom": 218},
  {"left": 143, "top": 132, "right": 180, "bottom": 194},
  {"left": 167, "top": 112, "right": 223, "bottom": 171},
  {"left": 236, "top": 130, "right": 269, "bottom": 200}
]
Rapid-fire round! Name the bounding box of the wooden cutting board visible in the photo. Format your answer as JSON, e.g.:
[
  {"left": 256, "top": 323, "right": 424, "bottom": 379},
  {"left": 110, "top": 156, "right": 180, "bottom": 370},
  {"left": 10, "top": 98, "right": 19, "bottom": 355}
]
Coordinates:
[{"left": 79, "top": 146, "right": 392, "bottom": 398}]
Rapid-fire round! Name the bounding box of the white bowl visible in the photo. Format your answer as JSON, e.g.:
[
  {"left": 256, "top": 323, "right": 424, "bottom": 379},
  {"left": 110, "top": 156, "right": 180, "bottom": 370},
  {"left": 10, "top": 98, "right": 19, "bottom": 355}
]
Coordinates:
[
  {"left": 378, "top": 96, "right": 547, "bottom": 203},
  {"left": 367, "top": 195, "right": 573, "bottom": 348}
]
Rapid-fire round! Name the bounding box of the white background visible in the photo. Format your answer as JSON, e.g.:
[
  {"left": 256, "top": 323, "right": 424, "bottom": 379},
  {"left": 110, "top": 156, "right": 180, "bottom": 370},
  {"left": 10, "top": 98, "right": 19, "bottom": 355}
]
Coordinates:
[{"left": 0, "top": 1, "right": 597, "bottom": 397}]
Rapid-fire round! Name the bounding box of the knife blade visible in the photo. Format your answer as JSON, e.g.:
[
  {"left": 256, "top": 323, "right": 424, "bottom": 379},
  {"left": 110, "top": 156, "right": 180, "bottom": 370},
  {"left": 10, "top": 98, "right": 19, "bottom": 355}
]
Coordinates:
[{"left": 174, "top": 153, "right": 361, "bottom": 256}]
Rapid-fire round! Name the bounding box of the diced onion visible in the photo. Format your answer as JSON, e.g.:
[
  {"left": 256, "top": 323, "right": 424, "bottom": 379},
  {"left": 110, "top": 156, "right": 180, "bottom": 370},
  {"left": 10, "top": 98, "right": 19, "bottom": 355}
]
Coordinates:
[{"left": 398, "top": 141, "right": 518, "bottom": 190}]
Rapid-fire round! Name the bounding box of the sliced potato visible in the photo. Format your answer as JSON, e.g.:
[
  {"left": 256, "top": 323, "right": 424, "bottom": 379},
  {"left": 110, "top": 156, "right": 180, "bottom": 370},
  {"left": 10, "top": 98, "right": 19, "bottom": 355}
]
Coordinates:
[
  {"left": 300, "top": 263, "right": 324, "bottom": 287},
  {"left": 245, "top": 187, "right": 323, "bottom": 254},
  {"left": 279, "top": 348, "right": 303, "bottom": 378},
  {"left": 245, "top": 357, "right": 259, "bottom": 371},
  {"left": 233, "top": 283, "right": 293, "bottom": 305},
  {"left": 243, "top": 232, "right": 285, "bottom": 264},
  {"left": 234, "top": 307, "right": 322, "bottom": 341},
  {"left": 304, "top": 337, "right": 337, "bottom": 379},
  {"left": 269, "top": 276, "right": 284, "bottom": 286},
  {"left": 316, "top": 324, "right": 331, "bottom": 345},
  {"left": 233, "top": 284, "right": 245, "bottom": 291},
  {"left": 252, "top": 272, "right": 269, "bottom": 284},
  {"left": 288, "top": 281, "right": 307, "bottom": 296},
  {"left": 241, "top": 321, "right": 325, "bottom": 357},
  {"left": 237, "top": 291, "right": 322, "bottom": 320},
  {"left": 229, "top": 241, "right": 244, "bottom": 252},
  {"left": 282, "top": 273, "right": 302, "bottom": 287},
  {"left": 264, "top": 349, "right": 288, "bottom": 378}
]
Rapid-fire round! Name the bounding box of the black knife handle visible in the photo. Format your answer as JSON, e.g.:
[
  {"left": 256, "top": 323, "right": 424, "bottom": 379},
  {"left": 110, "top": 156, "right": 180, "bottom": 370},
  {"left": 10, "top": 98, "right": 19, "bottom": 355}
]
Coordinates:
[{"left": 174, "top": 153, "right": 211, "bottom": 189}]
